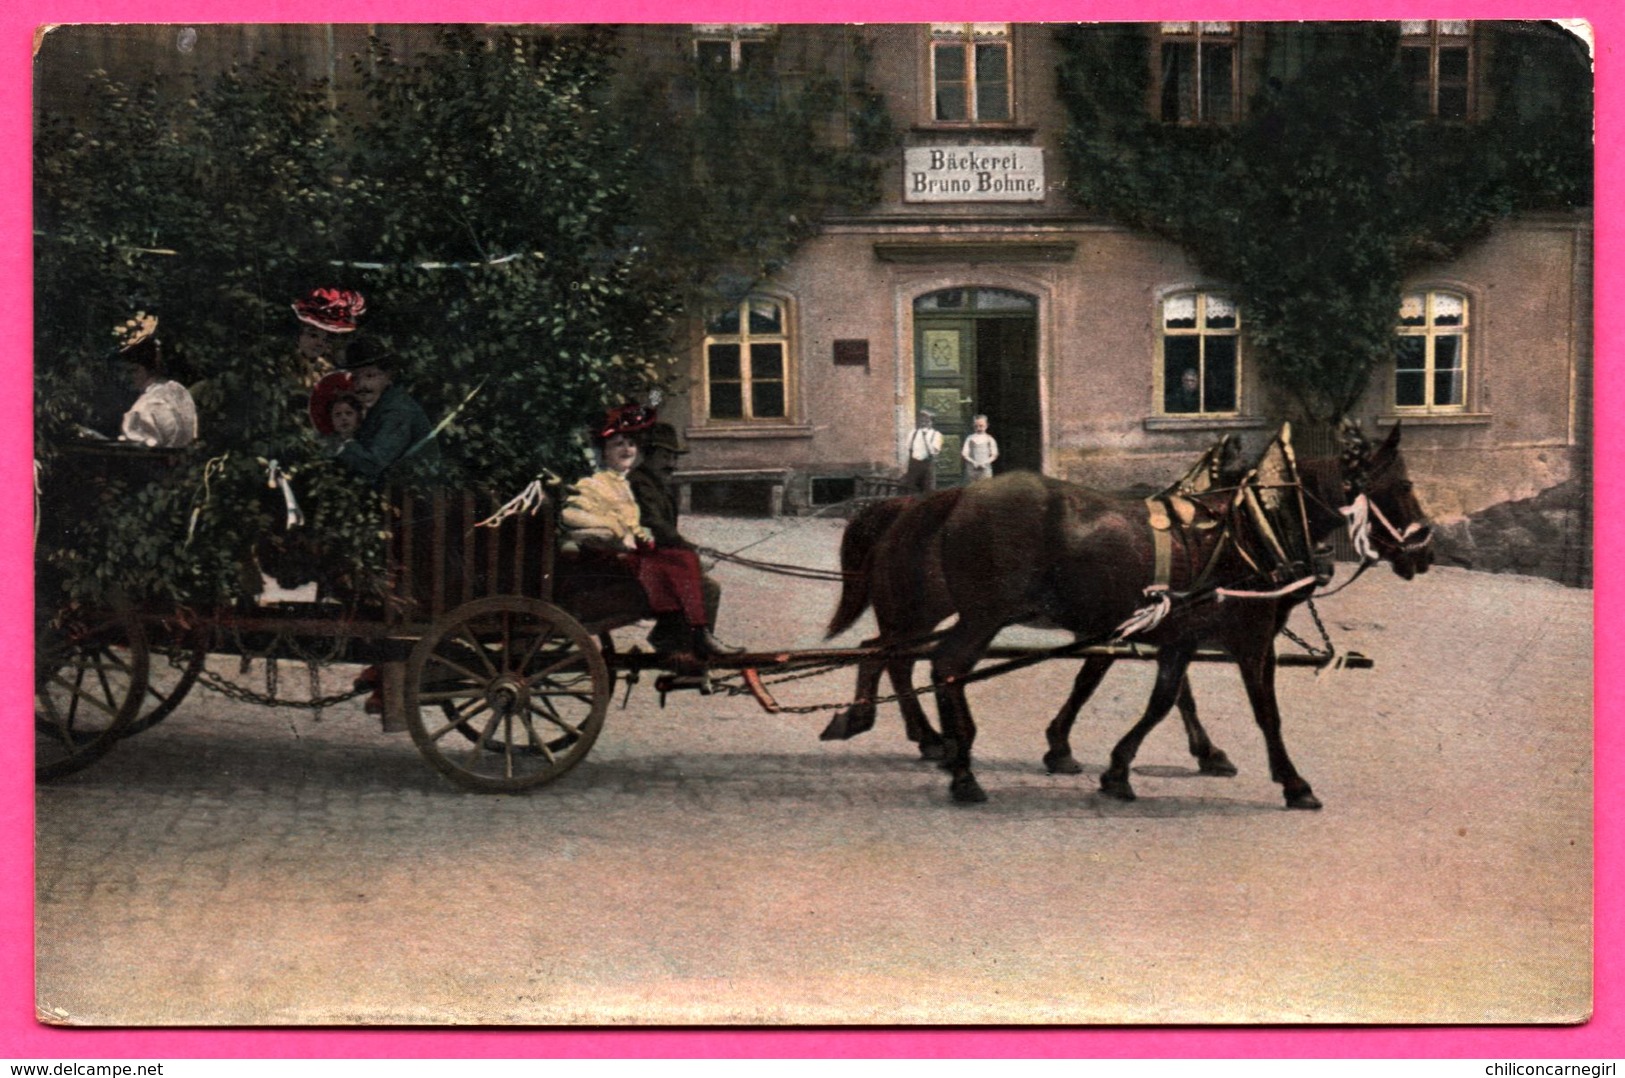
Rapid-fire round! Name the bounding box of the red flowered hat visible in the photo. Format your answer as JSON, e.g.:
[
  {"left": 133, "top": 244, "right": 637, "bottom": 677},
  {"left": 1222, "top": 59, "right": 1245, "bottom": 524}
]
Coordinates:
[
  {"left": 292, "top": 287, "right": 366, "bottom": 333},
  {"left": 307, "top": 370, "right": 357, "bottom": 435},
  {"left": 595, "top": 403, "right": 658, "bottom": 441}
]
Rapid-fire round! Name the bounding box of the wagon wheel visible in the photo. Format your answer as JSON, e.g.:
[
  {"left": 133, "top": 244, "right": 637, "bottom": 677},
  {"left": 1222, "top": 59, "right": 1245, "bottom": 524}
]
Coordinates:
[
  {"left": 35, "top": 604, "right": 150, "bottom": 780},
  {"left": 406, "top": 597, "right": 609, "bottom": 793},
  {"left": 123, "top": 642, "right": 206, "bottom": 737}
]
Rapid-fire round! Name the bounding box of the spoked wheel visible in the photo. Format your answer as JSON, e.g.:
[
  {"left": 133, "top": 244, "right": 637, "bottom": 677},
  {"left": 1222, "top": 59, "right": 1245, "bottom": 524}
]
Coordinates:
[
  {"left": 406, "top": 597, "right": 610, "bottom": 793},
  {"left": 124, "top": 643, "right": 205, "bottom": 737},
  {"left": 35, "top": 604, "right": 150, "bottom": 780}
]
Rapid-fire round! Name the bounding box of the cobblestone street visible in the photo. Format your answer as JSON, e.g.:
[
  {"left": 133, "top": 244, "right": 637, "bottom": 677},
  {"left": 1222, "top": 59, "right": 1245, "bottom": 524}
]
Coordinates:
[{"left": 33, "top": 514, "right": 1593, "bottom": 1026}]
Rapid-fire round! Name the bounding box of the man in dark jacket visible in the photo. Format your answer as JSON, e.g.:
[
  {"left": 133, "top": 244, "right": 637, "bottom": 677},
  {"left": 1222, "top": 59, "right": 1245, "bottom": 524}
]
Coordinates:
[
  {"left": 628, "top": 422, "right": 739, "bottom": 654},
  {"left": 333, "top": 334, "right": 439, "bottom": 484}
]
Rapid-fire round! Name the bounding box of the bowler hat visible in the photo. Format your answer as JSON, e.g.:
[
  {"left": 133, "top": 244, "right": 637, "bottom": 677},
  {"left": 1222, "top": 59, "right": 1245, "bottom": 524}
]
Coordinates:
[
  {"left": 642, "top": 422, "right": 689, "bottom": 454},
  {"left": 337, "top": 333, "right": 398, "bottom": 372}
]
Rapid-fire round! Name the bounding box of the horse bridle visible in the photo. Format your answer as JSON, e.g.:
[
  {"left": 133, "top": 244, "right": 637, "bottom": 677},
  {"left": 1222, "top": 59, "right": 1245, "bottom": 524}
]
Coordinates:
[{"left": 1340, "top": 491, "right": 1432, "bottom": 564}]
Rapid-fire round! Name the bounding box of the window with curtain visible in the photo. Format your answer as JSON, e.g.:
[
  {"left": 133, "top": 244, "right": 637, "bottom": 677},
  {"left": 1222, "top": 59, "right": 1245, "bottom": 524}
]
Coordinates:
[
  {"left": 929, "top": 23, "right": 1012, "bottom": 123},
  {"left": 1400, "top": 20, "right": 1473, "bottom": 120},
  {"left": 1395, "top": 290, "right": 1469, "bottom": 411},
  {"left": 704, "top": 296, "right": 791, "bottom": 422},
  {"left": 1160, "top": 291, "right": 1240, "bottom": 415}
]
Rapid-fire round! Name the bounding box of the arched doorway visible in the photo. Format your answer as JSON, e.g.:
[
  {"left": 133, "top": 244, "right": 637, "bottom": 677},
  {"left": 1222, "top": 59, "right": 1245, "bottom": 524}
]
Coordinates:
[{"left": 913, "top": 287, "right": 1042, "bottom": 484}]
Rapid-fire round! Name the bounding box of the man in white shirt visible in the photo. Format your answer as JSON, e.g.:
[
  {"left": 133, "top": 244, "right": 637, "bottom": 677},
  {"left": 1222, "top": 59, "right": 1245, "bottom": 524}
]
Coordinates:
[{"left": 904, "top": 409, "right": 944, "bottom": 494}]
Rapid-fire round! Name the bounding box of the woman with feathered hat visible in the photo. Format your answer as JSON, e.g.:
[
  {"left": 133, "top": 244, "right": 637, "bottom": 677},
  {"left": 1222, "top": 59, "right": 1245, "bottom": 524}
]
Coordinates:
[{"left": 562, "top": 404, "right": 731, "bottom": 659}]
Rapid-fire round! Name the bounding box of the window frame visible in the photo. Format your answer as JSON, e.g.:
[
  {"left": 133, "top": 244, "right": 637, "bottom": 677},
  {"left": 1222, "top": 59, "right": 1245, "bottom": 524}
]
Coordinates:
[
  {"left": 691, "top": 24, "right": 774, "bottom": 73},
  {"left": 927, "top": 23, "right": 1014, "bottom": 125},
  {"left": 1393, "top": 288, "right": 1471, "bottom": 414},
  {"left": 1399, "top": 20, "right": 1475, "bottom": 121},
  {"left": 701, "top": 294, "right": 797, "bottom": 425},
  {"left": 1156, "top": 289, "right": 1243, "bottom": 418},
  {"left": 1155, "top": 21, "right": 1241, "bottom": 125}
]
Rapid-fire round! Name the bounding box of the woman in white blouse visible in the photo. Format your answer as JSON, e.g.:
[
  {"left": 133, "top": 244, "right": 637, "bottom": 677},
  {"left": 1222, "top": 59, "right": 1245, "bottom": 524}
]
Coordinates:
[{"left": 114, "top": 313, "right": 197, "bottom": 448}]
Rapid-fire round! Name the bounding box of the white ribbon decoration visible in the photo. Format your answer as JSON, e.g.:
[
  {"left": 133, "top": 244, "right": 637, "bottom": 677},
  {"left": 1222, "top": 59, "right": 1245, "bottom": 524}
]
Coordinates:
[
  {"left": 476, "top": 477, "right": 549, "bottom": 529},
  {"left": 1339, "top": 493, "right": 1381, "bottom": 563},
  {"left": 265, "top": 459, "right": 305, "bottom": 530},
  {"left": 1113, "top": 586, "right": 1172, "bottom": 640}
]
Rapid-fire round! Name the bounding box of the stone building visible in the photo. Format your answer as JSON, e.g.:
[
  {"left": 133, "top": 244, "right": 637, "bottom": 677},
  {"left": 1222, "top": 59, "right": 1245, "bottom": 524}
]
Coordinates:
[{"left": 34, "top": 21, "right": 1594, "bottom": 581}]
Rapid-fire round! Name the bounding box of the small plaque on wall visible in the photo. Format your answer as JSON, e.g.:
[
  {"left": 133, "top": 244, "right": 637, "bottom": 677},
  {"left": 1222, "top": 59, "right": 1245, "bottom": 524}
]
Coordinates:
[{"left": 833, "top": 339, "right": 869, "bottom": 367}]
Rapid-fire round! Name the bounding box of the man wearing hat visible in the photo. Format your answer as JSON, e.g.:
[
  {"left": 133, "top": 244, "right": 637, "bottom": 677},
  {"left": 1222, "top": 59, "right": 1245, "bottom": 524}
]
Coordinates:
[
  {"left": 903, "top": 409, "right": 943, "bottom": 494},
  {"left": 628, "top": 421, "right": 739, "bottom": 655},
  {"left": 332, "top": 334, "right": 439, "bottom": 484}
]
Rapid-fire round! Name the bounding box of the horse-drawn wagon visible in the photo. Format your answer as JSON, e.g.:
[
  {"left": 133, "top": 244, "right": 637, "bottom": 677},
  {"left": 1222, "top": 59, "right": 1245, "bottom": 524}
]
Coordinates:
[{"left": 36, "top": 421, "right": 1431, "bottom": 803}]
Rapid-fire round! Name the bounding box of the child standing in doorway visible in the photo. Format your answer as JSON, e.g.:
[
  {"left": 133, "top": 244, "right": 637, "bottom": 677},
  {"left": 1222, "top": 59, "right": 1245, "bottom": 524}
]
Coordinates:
[{"left": 961, "top": 414, "right": 999, "bottom": 481}]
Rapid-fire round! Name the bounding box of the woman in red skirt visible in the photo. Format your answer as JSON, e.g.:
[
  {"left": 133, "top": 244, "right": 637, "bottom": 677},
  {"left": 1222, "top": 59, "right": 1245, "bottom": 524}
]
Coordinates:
[{"left": 561, "top": 405, "right": 723, "bottom": 659}]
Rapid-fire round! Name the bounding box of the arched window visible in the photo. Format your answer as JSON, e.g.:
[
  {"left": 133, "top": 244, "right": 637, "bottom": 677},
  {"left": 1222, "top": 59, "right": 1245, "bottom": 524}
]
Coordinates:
[
  {"left": 704, "top": 296, "right": 790, "bottom": 422},
  {"left": 1159, "top": 291, "right": 1240, "bottom": 415},
  {"left": 1395, "top": 290, "right": 1469, "bottom": 412}
]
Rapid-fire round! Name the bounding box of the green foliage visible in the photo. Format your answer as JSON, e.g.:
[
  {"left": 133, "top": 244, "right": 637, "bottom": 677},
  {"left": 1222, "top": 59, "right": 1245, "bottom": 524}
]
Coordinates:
[
  {"left": 1056, "top": 21, "right": 1592, "bottom": 422},
  {"left": 615, "top": 28, "right": 895, "bottom": 315},
  {"left": 34, "top": 26, "right": 891, "bottom": 607}
]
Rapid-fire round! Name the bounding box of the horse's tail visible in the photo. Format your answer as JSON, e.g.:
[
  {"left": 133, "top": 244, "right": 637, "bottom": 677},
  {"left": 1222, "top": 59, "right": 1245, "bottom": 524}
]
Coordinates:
[{"left": 825, "top": 496, "right": 912, "bottom": 639}]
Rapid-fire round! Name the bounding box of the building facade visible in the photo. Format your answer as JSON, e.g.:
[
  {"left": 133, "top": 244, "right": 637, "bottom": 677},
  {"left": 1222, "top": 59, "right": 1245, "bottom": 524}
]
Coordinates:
[{"left": 34, "top": 21, "right": 1594, "bottom": 579}]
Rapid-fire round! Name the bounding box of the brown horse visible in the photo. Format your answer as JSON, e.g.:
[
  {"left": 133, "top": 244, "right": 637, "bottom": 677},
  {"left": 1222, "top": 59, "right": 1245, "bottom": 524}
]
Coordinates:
[
  {"left": 829, "top": 422, "right": 1431, "bottom": 806},
  {"left": 821, "top": 466, "right": 1237, "bottom": 778}
]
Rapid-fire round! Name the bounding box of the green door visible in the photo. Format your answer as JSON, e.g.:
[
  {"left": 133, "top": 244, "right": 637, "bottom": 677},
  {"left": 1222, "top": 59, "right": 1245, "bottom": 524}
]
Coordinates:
[{"left": 914, "top": 317, "right": 975, "bottom": 485}]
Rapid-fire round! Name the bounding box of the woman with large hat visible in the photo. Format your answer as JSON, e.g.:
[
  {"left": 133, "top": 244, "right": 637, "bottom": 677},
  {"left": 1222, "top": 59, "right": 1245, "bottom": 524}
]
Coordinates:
[
  {"left": 562, "top": 404, "right": 726, "bottom": 659},
  {"left": 113, "top": 311, "right": 197, "bottom": 448},
  {"left": 291, "top": 286, "right": 366, "bottom": 390}
]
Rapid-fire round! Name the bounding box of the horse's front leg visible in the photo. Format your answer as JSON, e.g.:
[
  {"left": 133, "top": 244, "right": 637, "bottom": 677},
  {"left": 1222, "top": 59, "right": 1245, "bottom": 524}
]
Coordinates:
[
  {"left": 1176, "top": 675, "right": 1238, "bottom": 777},
  {"left": 1100, "top": 642, "right": 1196, "bottom": 801},
  {"left": 1232, "top": 640, "right": 1320, "bottom": 810},
  {"left": 819, "top": 637, "right": 885, "bottom": 742},
  {"left": 1043, "top": 656, "right": 1114, "bottom": 775},
  {"left": 888, "top": 657, "right": 946, "bottom": 761}
]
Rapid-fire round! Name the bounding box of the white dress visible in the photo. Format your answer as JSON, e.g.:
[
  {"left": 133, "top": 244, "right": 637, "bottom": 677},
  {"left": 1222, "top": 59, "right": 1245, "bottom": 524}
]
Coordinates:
[{"left": 121, "top": 379, "right": 198, "bottom": 448}]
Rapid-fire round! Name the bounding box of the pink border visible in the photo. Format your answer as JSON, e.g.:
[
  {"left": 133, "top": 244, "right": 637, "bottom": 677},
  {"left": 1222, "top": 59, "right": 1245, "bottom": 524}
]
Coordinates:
[{"left": 6, "top": 0, "right": 1615, "bottom": 1060}]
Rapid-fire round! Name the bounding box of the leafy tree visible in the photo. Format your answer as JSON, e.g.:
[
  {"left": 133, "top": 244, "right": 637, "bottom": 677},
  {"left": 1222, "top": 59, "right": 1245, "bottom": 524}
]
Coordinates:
[
  {"left": 1056, "top": 21, "right": 1591, "bottom": 423},
  {"left": 34, "top": 25, "right": 893, "bottom": 606}
]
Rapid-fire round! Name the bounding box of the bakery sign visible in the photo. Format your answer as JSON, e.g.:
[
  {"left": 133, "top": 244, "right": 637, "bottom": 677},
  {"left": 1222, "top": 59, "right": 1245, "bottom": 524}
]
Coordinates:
[{"left": 903, "top": 145, "right": 1045, "bottom": 203}]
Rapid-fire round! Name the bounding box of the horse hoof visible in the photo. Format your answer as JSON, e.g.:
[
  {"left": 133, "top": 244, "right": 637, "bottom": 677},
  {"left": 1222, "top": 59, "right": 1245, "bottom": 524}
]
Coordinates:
[
  {"left": 818, "top": 709, "right": 874, "bottom": 741},
  {"left": 1199, "top": 751, "right": 1238, "bottom": 777},
  {"left": 1285, "top": 790, "right": 1323, "bottom": 810},
  {"left": 1099, "top": 775, "right": 1137, "bottom": 801},
  {"left": 1044, "top": 751, "right": 1084, "bottom": 775},
  {"left": 950, "top": 775, "right": 988, "bottom": 804}
]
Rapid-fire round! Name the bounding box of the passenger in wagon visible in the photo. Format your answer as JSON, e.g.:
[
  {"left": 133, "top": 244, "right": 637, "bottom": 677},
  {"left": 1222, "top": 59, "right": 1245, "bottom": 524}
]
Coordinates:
[
  {"left": 113, "top": 312, "right": 198, "bottom": 449},
  {"left": 628, "top": 422, "right": 738, "bottom": 655},
  {"left": 290, "top": 286, "right": 365, "bottom": 390},
  {"left": 330, "top": 334, "right": 439, "bottom": 485},
  {"left": 562, "top": 405, "right": 735, "bottom": 659}
]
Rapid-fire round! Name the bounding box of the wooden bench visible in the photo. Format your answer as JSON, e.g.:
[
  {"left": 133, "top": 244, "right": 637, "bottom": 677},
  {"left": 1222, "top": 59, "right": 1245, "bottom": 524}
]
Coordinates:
[{"left": 673, "top": 468, "right": 793, "bottom": 517}]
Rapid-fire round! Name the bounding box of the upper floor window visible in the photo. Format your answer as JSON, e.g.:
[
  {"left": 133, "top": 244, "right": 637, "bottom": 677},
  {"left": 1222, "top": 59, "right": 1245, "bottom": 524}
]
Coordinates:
[
  {"left": 1159, "top": 22, "right": 1238, "bottom": 124},
  {"left": 693, "top": 25, "right": 773, "bottom": 73},
  {"left": 1160, "top": 291, "right": 1240, "bottom": 415},
  {"left": 1395, "top": 290, "right": 1468, "bottom": 411},
  {"left": 930, "top": 23, "right": 1012, "bottom": 123},
  {"left": 1400, "top": 21, "right": 1472, "bottom": 120},
  {"left": 704, "top": 296, "right": 791, "bottom": 422}
]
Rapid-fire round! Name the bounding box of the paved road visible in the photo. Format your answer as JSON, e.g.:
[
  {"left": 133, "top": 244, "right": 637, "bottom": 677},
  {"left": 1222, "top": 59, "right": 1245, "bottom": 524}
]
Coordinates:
[{"left": 33, "top": 515, "right": 1592, "bottom": 1025}]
